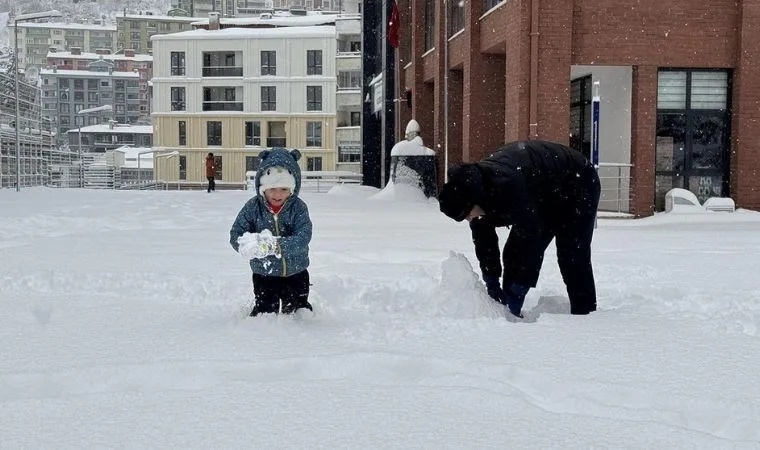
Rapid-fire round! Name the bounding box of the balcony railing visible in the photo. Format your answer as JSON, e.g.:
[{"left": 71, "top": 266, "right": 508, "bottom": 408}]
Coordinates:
[
  {"left": 202, "top": 66, "right": 243, "bottom": 77},
  {"left": 202, "top": 101, "right": 243, "bottom": 111}
]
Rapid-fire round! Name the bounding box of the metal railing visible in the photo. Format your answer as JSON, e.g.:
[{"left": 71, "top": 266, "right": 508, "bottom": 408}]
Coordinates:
[
  {"left": 596, "top": 162, "right": 633, "bottom": 214},
  {"left": 202, "top": 101, "right": 243, "bottom": 112},
  {"left": 202, "top": 66, "right": 243, "bottom": 77}
]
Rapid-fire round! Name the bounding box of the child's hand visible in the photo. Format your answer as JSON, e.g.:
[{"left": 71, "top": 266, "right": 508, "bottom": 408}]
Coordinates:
[{"left": 238, "top": 230, "right": 280, "bottom": 260}]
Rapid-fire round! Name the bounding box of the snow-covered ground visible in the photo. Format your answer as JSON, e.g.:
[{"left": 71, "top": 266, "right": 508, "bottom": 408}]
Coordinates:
[{"left": 2, "top": 186, "right": 760, "bottom": 448}]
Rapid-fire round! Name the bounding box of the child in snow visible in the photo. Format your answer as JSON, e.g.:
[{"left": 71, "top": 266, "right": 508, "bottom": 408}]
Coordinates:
[{"left": 229, "top": 148, "right": 313, "bottom": 317}]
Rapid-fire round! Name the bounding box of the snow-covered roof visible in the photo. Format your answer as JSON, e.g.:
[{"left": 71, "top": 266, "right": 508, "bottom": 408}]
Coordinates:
[
  {"left": 190, "top": 12, "right": 338, "bottom": 28},
  {"left": 47, "top": 51, "right": 153, "bottom": 62},
  {"left": 40, "top": 68, "right": 140, "bottom": 78},
  {"left": 67, "top": 124, "right": 153, "bottom": 134},
  {"left": 152, "top": 25, "right": 336, "bottom": 41},
  {"left": 117, "top": 14, "right": 204, "bottom": 22},
  {"left": 115, "top": 146, "right": 154, "bottom": 169},
  {"left": 13, "top": 22, "right": 116, "bottom": 31}
]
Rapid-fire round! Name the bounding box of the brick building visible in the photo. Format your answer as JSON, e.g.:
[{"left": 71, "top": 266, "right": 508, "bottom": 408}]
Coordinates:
[{"left": 393, "top": 0, "right": 760, "bottom": 215}]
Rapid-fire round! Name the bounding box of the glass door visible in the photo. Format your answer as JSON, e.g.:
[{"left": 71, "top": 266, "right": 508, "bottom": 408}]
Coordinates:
[{"left": 655, "top": 70, "right": 731, "bottom": 210}]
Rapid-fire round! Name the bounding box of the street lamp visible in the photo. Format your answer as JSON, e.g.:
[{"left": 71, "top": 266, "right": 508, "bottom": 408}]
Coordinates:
[
  {"left": 77, "top": 104, "right": 112, "bottom": 187},
  {"left": 14, "top": 9, "right": 62, "bottom": 192},
  {"left": 155, "top": 151, "right": 179, "bottom": 191},
  {"left": 136, "top": 148, "right": 155, "bottom": 189}
]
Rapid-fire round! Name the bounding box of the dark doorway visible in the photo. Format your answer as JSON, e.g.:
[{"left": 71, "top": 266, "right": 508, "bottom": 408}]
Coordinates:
[{"left": 569, "top": 75, "right": 592, "bottom": 160}]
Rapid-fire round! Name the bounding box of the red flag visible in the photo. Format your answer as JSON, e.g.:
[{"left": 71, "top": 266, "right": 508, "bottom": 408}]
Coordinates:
[{"left": 388, "top": 0, "right": 400, "bottom": 49}]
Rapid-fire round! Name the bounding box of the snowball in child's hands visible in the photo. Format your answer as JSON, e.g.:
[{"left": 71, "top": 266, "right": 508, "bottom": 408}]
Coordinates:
[{"left": 238, "top": 230, "right": 279, "bottom": 260}]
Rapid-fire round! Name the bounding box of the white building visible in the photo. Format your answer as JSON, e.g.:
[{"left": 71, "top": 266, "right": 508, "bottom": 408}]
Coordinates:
[
  {"left": 150, "top": 25, "right": 338, "bottom": 184},
  {"left": 9, "top": 22, "right": 118, "bottom": 69},
  {"left": 334, "top": 6, "right": 361, "bottom": 171}
]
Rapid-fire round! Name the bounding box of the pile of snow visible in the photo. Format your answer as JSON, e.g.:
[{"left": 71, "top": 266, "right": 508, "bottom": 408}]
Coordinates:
[
  {"left": 325, "top": 184, "right": 379, "bottom": 198},
  {"left": 369, "top": 178, "right": 429, "bottom": 203}
]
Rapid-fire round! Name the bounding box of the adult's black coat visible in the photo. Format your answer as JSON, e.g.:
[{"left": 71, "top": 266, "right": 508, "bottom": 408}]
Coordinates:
[{"left": 440, "top": 140, "right": 601, "bottom": 314}]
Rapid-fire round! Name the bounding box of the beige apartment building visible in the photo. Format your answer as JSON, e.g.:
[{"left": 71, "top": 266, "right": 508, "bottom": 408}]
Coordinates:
[
  {"left": 116, "top": 14, "right": 201, "bottom": 54},
  {"left": 9, "top": 22, "right": 117, "bottom": 69},
  {"left": 150, "top": 25, "right": 338, "bottom": 184}
]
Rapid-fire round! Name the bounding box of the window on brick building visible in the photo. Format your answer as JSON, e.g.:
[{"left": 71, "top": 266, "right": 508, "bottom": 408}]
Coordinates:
[
  {"left": 424, "top": 0, "right": 436, "bottom": 51},
  {"left": 655, "top": 69, "right": 731, "bottom": 210}
]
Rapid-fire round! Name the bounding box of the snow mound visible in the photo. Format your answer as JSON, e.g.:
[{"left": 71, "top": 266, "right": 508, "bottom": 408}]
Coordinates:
[
  {"left": 325, "top": 184, "right": 380, "bottom": 198},
  {"left": 312, "top": 252, "right": 504, "bottom": 321},
  {"left": 369, "top": 179, "right": 429, "bottom": 203}
]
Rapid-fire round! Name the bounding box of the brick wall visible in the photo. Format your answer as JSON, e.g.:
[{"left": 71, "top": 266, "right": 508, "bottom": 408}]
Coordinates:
[
  {"left": 572, "top": 0, "right": 738, "bottom": 67},
  {"left": 630, "top": 65, "right": 657, "bottom": 217},
  {"left": 732, "top": 0, "right": 760, "bottom": 210}
]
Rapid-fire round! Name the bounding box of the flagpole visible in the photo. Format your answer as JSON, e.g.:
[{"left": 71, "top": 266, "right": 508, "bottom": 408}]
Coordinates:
[
  {"left": 444, "top": 0, "right": 449, "bottom": 180},
  {"left": 380, "top": 0, "right": 388, "bottom": 186}
]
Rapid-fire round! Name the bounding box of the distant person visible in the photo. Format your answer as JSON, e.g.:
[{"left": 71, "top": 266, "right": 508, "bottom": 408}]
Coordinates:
[
  {"left": 438, "top": 140, "right": 601, "bottom": 318},
  {"left": 229, "top": 148, "right": 314, "bottom": 317},
  {"left": 205, "top": 152, "right": 216, "bottom": 193}
]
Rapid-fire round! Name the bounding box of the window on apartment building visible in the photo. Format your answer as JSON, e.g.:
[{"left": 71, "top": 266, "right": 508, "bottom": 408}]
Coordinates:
[
  {"left": 307, "top": 50, "right": 322, "bottom": 75},
  {"left": 245, "top": 121, "right": 261, "bottom": 146},
  {"left": 59, "top": 79, "right": 69, "bottom": 89},
  {"left": 171, "top": 87, "right": 186, "bottom": 111},
  {"left": 307, "top": 86, "right": 322, "bottom": 111},
  {"left": 88, "top": 92, "right": 98, "bottom": 102},
  {"left": 267, "top": 121, "right": 286, "bottom": 147},
  {"left": 178, "top": 121, "right": 187, "bottom": 146},
  {"left": 74, "top": 79, "right": 84, "bottom": 90},
  {"left": 179, "top": 155, "right": 187, "bottom": 180},
  {"left": 207, "top": 121, "right": 222, "bottom": 146},
  {"left": 59, "top": 103, "right": 70, "bottom": 113},
  {"left": 116, "top": 80, "right": 125, "bottom": 90},
  {"left": 425, "top": 0, "right": 436, "bottom": 51},
  {"left": 338, "top": 146, "right": 361, "bottom": 163},
  {"left": 261, "top": 51, "right": 276, "bottom": 75},
  {"left": 131, "top": 32, "right": 140, "bottom": 40},
  {"left": 89, "top": 116, "right": 98, "bottom": 125},
  {"left": 214, "top": 155, "right": 223, "bottom": 179},
  {"left": 337, "top": 71, "right": 361, "bottom": 90},
  {"left": 350, "top": 41, "right": 361, "bottom": 52},
  {"left": 245, "top": 156, "right": 260, "bottom": 172},
  {"left": 307, "top": 157, "right": 323, "bottom": 171},
  {"left": 350, "top": 112, "right": 361, "bottom": 126},
  {"left": 261, "top": 86, "right": 276, "bottom": 111},
  {"left": 306, "top": 122, "right": 322, "bottom": 147},
  {"left": 171, "top": 52, "right": 185, "bottom": 76},
  {"left": 73, "top": 91, "right": 84, "bottom": 102}
]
